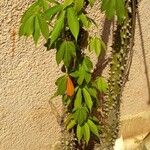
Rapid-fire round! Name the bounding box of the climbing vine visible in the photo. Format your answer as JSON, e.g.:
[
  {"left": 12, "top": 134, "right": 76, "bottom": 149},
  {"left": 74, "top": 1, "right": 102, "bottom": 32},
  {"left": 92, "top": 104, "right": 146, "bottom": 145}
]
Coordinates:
[{"left": 19, "top": 0, "right": 137, "bottom": 149}]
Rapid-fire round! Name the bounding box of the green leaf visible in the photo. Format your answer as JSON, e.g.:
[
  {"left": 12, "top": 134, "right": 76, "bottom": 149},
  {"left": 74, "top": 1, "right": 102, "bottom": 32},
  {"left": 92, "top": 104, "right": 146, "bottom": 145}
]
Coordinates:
[
  {"left": 46, "top": 0, "right": 59, "bottom": 4},
  {"left": 90, "top": 116, "right": 99, "bottom": 123},
  {"left": 83, "top": 123, "right": 90, "bottom": 144},
  {"left": 67, "top": 6, "right": 79, "bottom": 41},
  {"left": 77, "top": 124, "right": 84, "bottom": 143},
  {"left": 62, "top": 95, "right": 71, "bottom": 106},
  {"left": 50, "top": 11, "right": 65, "bottom": 45},
  {"left": 63, "top": 0, "right": 73, "bottom": 9},
  {"left": 82, "top": 88, "right": 93, "bottom": 111},
  {"left": 55, "top": 75, "right": 67, "bottom": 95},
  {"left": 74, "top": 88, "right": 82, "bottom": 109},
  {"left": 38, "top": 0, "right": 49, "bottom": 11},
  {"left": 19, "top": 15, "right": 35, "bottom": 36},
  {"left": 74, "top": 0, "right": 84, "bottom": 12},
  {"left": 89, "top": 37, "right": 101, "bottom": 56},
  {"left": 70, "top": 71, "right": 79, "bottom": 78},
  {"left": 88, "top": 0, "right": 96, "bottom": 7},
  {"left": 33, "top": 16, "right": 41, "bottom": 44},
  {"left": 101, "top": 0, "right": 116, "bottom": 20},
  {"left": 56, "top": 41, "right": 76, "bottom": 66},
  {"left": 64, "top": 113, "right": 74, "bottom": 125},
  {"left": 96, "top": 77, "right": 108, "bottom": 93},
  {"left": 79, "top": 13, "right": 91, "bottom": 29},
  {"left": 101, "top": 0, "right": 109, "bottom": 11},
  {"left": 44, "top": 5, "right": 62, "bottom": 20},
  {"left": 63, "top": 41, "right": 76, "bottom": 66},
  {"left": 86, "top": 87, "right": 97, "bottom": 99},
  {"left": 83, "top": 56, "right": 93, "bottom": 71},
  {"left": 77, "top": 66, "right": 85, "bottom": 85},
  {"left": 116, "top": 0, "right": 126, "bottom": 23},
  {"left": 38, "top": 14, "right": 49, "bottom": 40},
  {"left": 84, "top": 73, "right": 91, "bottom": 83},
  {"left": 67, "top": 119, "right": 76, "bottom": 130},
  {"left": 87, "top": 119, "right": 99, "bottom": 137},
  {"left": 21, "top": 2, "right": 39, "bottom": 23},
  {"left": 73, "top": 107, "right": 88, "bottom": 125},
  {"left": 56, "top": 42, "right": 64, "bottom": 65}
]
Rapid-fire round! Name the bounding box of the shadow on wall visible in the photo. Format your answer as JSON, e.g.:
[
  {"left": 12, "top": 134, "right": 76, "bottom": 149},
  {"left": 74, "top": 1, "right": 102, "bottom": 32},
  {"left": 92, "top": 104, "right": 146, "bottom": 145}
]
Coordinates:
[
  {"left": 93, "top": 11, "right": 150, "bottom": 105},
  {"left": 92, "top": 18, "right": 112, "bottom": 79},
  {"left": 137, "top": 10, "right": 150, "bottom": 105}
]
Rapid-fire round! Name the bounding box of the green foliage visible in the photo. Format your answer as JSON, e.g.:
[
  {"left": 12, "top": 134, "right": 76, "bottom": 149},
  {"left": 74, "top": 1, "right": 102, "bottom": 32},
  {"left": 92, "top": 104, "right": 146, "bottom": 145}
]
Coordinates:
[
  {"left": 55, "top": 75, "right": 67, "bottom": 95},
  {"left": 83, "top": 123, "right": 90, "bottom": 144},
  {"left": 74, "top": 0, "right": 84, "bottom": 12},
  {"left": 89, "top": 36, "right": 106, "bottom": 56},
  {"left": 77, "top": 124, "right": 84, "bottom": 143},
  {"left": 101, "top": 0, "right": 126, "bottom": 22},
  {"left": 95, "top": 77, "right": 108, "bottom": 93},
  {"left": 67, "top": 6, "right": 79, "bottom": 41},
  {"left": 74, "top": 88, "right": 82, "bottom": 109},
  {"left": 73, "top": 106, "right": 88, "bottom": 125},
  {"left": 44, "top": 4, "right": 62, "bottom": 20},
  {"left": 56, "top": 40, "right": 76, "bottom": 66},
  {"left": 50, "top": 11, "right": 65, "bottom": 46},
  {"left": 70, "top": 56, "right": 93, "bottom": 85},
  {"left": 83, "top": 88, "right": 93, "bottom": 111},
  {"left": 87, "top": 119, "right": 99, "bottom": 137},
  {"left": 19, "top": 0, "right": 125, "bottom": 146}
]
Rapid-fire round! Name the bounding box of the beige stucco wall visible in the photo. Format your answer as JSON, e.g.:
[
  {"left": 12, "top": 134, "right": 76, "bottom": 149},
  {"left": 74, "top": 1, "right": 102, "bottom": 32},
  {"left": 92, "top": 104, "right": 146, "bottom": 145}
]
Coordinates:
[{"left": 0, "top": 0, "right": 150, "bottom": 150}]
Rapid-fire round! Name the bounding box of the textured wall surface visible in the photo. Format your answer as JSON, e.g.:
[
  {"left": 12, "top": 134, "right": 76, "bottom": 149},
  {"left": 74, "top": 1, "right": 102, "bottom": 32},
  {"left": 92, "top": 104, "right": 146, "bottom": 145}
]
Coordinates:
[
  {"left": 0, "top": 0, "right": 150, "bottom": 150},
  {"left": 121, "top": 0, "right": 150, "bottom": 116}
]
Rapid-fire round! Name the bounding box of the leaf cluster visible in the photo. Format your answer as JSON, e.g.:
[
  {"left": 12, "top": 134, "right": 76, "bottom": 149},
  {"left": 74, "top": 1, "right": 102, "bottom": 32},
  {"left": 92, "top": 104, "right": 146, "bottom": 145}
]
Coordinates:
[{"left": 19, "top": 0, "right": 125, "bottom": 145}]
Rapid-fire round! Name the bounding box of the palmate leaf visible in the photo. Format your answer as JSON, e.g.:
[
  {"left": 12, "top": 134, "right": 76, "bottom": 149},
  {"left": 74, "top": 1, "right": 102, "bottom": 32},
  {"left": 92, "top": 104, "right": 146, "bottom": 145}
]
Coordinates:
[
  {"left": 71, "top": 57, "right": 92, "bottom": 85},
  {"left": 56, "top": 41, "right": 76, "bottom": 66},
  {"left": 50, "top": 11, "right": 65, "bottom": 46},
  {"left": 76, "top": 66, "right": 91, "bottom": 85},
  {"left": 67, "top": 6, "right": 79, "bottom": 41},
  {"left": 73, "top": 107, "right": 88, "bottom": 125}
]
